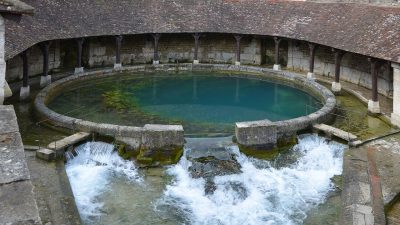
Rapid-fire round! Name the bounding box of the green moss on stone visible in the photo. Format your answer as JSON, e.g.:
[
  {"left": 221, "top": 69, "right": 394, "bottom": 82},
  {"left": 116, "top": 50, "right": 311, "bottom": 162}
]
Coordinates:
[
  {"left": 238, "top": 144, "right": 282, "bottom": 160},
  {"left": 136, "top": 145, "right": 184, "bottom": 166},
  {"left": 117, "top": 144, "right": 137, "bottom": 160}
]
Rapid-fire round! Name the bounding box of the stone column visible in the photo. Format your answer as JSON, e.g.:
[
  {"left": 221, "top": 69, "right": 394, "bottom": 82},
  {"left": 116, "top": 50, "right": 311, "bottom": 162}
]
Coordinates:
[
  {"left": 75, "top": 38, "right": 84, "bottom": 74},
  {"left": 40, "top": 42, "right": 51, "bottom": 88},
  {"left": 152, "top": 34, "right": 161, "bottom": 64},
  {"left": 368, "top": 58, "right": 381, "bottom": 114},
  {"left": 307, "top": 43, "right": 317, "bottom": 79},
  {"left": 0, "top": 15, "right": 6, "bottom": 104},
  {"left": 273, "top": 37, "right": 282, "bottom": 70},
  {"left": 20, "top": 50, "right": 30, "bottom": 100},
  {"left": 391, "top": 63, "right": 400, "bottom": 127},
  {"left": 193, "top": 33, "right": 200, "bottom": 64},
  {"left": 331, "top": 49, "right": 345, "bottom": 93},
  {"left": 234, "top": 35, "right": 242, "bottom": 66},
  {"left": 114, "top": 35, "right": 123, "bottom": 69}
]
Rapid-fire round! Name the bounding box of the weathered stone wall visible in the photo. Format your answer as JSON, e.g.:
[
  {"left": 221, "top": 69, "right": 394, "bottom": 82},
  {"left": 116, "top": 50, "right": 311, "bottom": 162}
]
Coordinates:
[
  {"left": 6, "top": 41, "right": 61, "bottom": 82},
  {"left": 0, "top": 15, "right": 5, "bottom": 104},
  {"left": 34, "top": 67, "right": 185, "bottom": 157},
  {"left": 287, "top": 41, "right": 393, "bottom": 97},
  {"left": 0, "top": 105, "right": 42, "bottom": 224},
  {"left": 86, "top": 34, "right": 268, "bottom": 67},
  {"left": 5, "top": 35, "right": 393, "bottom": 100}
]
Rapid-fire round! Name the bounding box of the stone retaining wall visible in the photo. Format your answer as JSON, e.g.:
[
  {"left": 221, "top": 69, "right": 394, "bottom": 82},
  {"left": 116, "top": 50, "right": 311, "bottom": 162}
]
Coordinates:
[
  {"left": 0, "top": 105, "right": 42, "bottom": 225},
  {"left": 287, "top": 41, "right": 393, "bottom": 97},
  {"left": 34, "top": 67, "right": 184, "bottom": 155},
  {"left": 34, "top": 63, "right": 335, "bottom": 151}
]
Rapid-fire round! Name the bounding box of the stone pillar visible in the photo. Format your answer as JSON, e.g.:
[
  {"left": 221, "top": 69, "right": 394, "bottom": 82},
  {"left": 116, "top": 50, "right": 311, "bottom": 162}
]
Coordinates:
[
  {"left": 234, "top": 35, "right": 242, "bottom": 66},
  {"left": 391, "top": 63, "right": 400, "bottom": 127},
  {"left": 152, "top": 34, "right": 161, "bottom": 64},
  {"left": 20, "top": 50, "right": 30, "bottom": 100},
  {"left": 331, "top": 49, "right": 345, "bottom": 93},
  {"left": 0, "top": 15, "right": 6, "bottom": 104},
  {"left": 40, "top": 42, "right": 51, "bottom": 88},
  {"left": 368, "top": 58, "right": 381, "bottom": 114},
  {"left": 193, "top": 33, "right": 200, "bottom": 64},
  {"left": 75, "top": 38, "right": 84, "bottom": 74},
  {"left": 273, "top": 37, "right": 281, "bottom": 71},
  {"left": 114, "top": 35, "right": 123, "bottom": 69},
  {"left": 307, "top": 43, "right": 317, "bottom": 79}
]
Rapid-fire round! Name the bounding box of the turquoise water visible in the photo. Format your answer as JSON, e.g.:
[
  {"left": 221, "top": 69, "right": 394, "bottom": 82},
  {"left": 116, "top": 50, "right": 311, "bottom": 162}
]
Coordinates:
[{"left": 48, "top": 72, "right": 321, "bottom": 135}]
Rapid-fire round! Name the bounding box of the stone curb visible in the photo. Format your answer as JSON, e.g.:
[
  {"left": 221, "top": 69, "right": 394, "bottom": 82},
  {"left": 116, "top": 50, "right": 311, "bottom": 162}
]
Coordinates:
[{"left": 34, "top": 63, "right": 335, "bottom": 149}]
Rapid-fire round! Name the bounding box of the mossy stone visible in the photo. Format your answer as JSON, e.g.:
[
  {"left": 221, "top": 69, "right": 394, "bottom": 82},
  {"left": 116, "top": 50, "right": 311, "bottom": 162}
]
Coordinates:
[{"left": 136, "top": 145, "right": 184, "bottom": 167}]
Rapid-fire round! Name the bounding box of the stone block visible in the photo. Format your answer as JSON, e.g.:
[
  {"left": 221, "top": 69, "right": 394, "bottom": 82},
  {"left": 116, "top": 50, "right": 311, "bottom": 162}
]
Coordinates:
[
  {"left": 331, "top": 81, "right": 341, "bottom": 93},
  {"left": 36, "top": 148, "right": 55, "bottom": 161},
  {"left": 114, "top": 63, "right": 122, "bottom": 70},
  {"left": 20, "top": 85, "right": 30, "bottom": 100},
  {"left": 48, "top": 132, "right": 90, "bottom": 152},
  {"left": 273, "top": 64, "right": 281, "bottom": 71},
  {"left": 118, "top": 126, "right": 143, "bottom": 138},
  {"left": 141, "top": 124, "right": 184, "bottom": 149},
  {"left": 367, "top": 100, "right": 380, "bottom": 114},
  {"left": 74, "top": 67, "right": 84, "bottom": 74},
  {"left": 235, "top": 120, "right": 277, "bottom": 148},
  {"left": 40, "top": 75, "right": 52, "bottom": 88}
]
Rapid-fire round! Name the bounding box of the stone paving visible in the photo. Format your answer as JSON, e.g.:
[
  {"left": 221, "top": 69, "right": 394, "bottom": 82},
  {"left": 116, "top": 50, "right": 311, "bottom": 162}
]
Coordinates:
[
  {"left": 24, "top": 150, "right": 82, "bottom": 225},
  {"left": 0, "top": 105, "right": 42, "bottom": 225},
  {"left": 341, "top": 133, "right": 400, "bottom": 225}
]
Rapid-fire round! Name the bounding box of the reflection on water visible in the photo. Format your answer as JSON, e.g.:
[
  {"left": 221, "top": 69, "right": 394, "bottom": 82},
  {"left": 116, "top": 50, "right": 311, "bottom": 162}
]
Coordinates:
[
  {"left": 48, "top": 72, "right": 321, "bottom": 135},
  {"left": 66, "top": 134, "right": 344, "bottom": 225}
]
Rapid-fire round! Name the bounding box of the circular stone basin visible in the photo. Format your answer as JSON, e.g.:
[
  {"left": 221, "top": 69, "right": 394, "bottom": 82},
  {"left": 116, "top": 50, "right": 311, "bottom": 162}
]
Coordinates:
[{"left": 47, "top": 71, "right": 322, "bottom": 136}]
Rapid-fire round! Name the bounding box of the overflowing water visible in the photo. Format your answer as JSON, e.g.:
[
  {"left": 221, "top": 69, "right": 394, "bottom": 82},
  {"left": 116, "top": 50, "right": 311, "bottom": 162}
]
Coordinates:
[
  {"left": 65, "top": 142, "right": 142, "bottom": 222},
  {"left": 66, "top": 135, "right": 345, "bottom": 225}
]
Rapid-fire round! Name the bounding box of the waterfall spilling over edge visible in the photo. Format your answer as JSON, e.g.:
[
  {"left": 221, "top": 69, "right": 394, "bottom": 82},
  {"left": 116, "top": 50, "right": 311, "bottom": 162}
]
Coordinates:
[
  {"left": 158, "top": 134, "right": 345, "bottom": 225},
  {"left": 65, "top": 142, "right": 142, "bottom": 222}
]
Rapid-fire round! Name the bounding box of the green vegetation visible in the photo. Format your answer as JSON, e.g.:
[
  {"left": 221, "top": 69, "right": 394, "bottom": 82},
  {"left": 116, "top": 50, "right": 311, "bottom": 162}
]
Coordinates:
[{"left": 136, "top": 145, "right": 184, "bottom": 166}]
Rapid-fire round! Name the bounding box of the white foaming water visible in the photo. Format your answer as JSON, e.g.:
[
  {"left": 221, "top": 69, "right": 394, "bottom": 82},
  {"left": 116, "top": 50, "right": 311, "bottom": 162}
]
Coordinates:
[
  {"left": 65, "top": 142, "right": 141, "bottom": 222},
  {"left": 160, "top": 134, "right": 344, "bottom": 225}
]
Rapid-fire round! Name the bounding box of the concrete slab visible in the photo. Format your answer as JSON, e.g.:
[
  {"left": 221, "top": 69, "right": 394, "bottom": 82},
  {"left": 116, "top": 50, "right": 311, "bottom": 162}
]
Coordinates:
[
  {"left": 0, "top": 180, "right": 42, "bottom": 225},
  {"left": 25, "top": 151, "right": 82, "bottom": 225},
  {"left": 314, "top": 123, "right": 358, "bottom": 142},
  {"left": 341, "top": 148, "right": 373, "bottom": 225},
  {"left": 36, "top": 148, "right": 55, "bottom": 161},
  {"left": 48, "top": 132, "right": 90, "bottom": 151}
]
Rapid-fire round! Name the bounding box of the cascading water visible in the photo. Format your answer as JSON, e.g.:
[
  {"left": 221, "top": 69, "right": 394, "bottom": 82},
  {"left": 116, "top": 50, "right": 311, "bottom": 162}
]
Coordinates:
[
  {"left": 65, "top": 142, "right": 142, "bottom": 223},
  {"left": 158, "top": 134, "right": 344, "bottom": 225},
  {"left": 66, "top": 134, "right": 345, "bottom": 225}
]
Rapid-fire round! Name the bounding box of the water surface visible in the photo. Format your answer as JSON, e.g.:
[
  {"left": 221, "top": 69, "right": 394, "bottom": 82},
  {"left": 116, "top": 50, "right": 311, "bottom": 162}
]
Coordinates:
[{"left": 48, "top": 72, "right": 321, "bottom": 135}]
